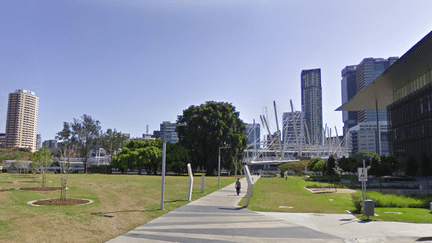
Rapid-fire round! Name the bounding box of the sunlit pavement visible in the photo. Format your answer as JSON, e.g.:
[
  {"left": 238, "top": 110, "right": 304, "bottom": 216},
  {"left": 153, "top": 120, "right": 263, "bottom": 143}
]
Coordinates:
[{"left": 108, "top": 176, "right": 432, "bottom": 243}]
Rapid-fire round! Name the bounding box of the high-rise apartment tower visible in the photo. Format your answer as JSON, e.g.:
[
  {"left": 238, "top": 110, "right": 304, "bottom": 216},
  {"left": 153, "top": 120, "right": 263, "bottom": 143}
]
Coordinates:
[
  {"left": 5, "top": 89, "right": 39, "bottom": 152},
  {"left": 356, "top": 57, "right": 398, "bottom": 122},
  {"left": 301, "top": 69, "right": 323, "bottom": 145}
]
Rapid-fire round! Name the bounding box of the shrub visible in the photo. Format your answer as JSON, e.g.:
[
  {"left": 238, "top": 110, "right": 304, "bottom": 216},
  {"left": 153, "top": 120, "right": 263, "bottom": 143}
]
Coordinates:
[
  {"left": 361, "top": 191, "right": 432, "bottom": 209},
  {"left": 351, "top": 194, "right": 362, "bottom": 213}
]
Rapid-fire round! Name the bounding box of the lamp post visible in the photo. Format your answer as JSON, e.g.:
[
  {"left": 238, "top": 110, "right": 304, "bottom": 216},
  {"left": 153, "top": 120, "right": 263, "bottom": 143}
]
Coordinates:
[
  {"left": 218, "top": 144, "right": 230, "bottom": 188},
  {"left": 161, "top": 123, "right": 186, "bottom": 210}
]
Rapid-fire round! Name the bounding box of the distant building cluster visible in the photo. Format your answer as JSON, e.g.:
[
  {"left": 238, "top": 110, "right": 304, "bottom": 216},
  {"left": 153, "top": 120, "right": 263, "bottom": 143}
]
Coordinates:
[
  {"left": 339, "top": 31, "right": 432, "bottom": 163},
  {"left": 341, "top": 57, "right": 398, "bottom": 156}
]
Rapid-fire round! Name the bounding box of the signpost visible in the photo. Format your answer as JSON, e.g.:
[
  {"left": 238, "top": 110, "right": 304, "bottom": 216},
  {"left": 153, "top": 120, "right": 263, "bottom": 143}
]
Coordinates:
[{"left": 358, "top": 160, "right": 368, "bottom": 215}]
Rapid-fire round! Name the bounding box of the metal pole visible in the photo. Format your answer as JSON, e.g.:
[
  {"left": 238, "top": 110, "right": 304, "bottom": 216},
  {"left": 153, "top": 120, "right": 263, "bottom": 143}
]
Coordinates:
[
  {"left": 375, "top": 100, "right": 382, "bottom": 155},
  {"left": 218, "top": 147, "right": 221, "bottom": 188},
  {"left": 161, "top": 140, "right": 166, "bottom": 210},
  {"left": 161, "top": 124, "right": 167, "bottom": 210}
]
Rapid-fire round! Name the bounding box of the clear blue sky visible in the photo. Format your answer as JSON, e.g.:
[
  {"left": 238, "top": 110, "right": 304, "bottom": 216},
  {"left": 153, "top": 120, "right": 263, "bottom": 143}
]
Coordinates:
[{"left": 1, "top": 0, "right": 431, "bottom": 141}]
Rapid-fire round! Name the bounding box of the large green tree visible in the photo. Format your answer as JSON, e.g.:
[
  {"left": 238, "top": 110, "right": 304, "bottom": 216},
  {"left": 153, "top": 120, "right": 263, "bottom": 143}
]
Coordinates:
[
  {"left": 176, "top": 101, "right": 248, "bottom": 175},
  {"left": 101, "top": 128, "right": 126, "bottom": 158},
  {"left": 59, "top": 115, "right": 102, "bottom": 173},
  {"left": 111, "top": 139, "right": 164, "bottom": 175},
  {"left": 166, "top": 143, "right": 191, "bottom": 175}
]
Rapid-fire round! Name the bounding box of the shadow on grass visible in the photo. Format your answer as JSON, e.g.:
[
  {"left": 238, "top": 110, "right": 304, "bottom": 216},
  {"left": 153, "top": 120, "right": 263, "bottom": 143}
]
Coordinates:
[
  {"left": 91, "top": 209, "right": 161, "bottom": 218},
  {"left": 164, "top": 199, "right": 189, "bottom": 203},
  {"left": 0, "top": 188, "right": 16, "bottom": 192}
]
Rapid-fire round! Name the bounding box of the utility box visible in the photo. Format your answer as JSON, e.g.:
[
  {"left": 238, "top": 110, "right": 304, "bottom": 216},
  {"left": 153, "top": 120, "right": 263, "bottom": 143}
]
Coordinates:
[{"left": 363, "top": 199, "right": 375, "bottom": 217}]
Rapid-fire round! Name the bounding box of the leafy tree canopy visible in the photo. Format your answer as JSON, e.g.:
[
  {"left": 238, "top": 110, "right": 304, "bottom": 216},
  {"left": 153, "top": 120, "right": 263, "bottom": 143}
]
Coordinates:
[
  {"left": 101, "top": 128, "right": 127, "bottom": 157},
  {"left": 58, "top": 115, "right": 102, "bottom": 172},
  {"left": 111, "top": 139, "right": 165, "bottom": 175},
  {"left": 308, "top": 158, "right": 325, "bottom": 172},
  {"left": 176, "top": 101, "right": 248, "bottom": 175},
  {"left": 278, "top": 160, "right": 310, "bottom": 176}
]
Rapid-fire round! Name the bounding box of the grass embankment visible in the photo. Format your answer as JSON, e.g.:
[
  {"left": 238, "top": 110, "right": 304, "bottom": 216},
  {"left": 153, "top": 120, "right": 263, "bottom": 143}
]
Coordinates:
[
  {"left": 0, "top": 173, "right": 234, "bottom": 243},
  {"left": 241, "top": 176, "right": 354, "bottom": 213},
  {"left": 242, "top": 176, "right": 432, "bottom": 223}
]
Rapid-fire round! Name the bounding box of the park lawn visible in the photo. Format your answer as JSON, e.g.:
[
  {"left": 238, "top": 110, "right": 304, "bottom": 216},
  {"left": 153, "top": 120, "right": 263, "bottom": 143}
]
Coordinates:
[
  {"left": 361, "top": 207, "right": 432, "bottom": 223},
  {"left": 241, "top": 176, "right": 432, "bottom": 223},
  {"left": 0, "top": 172, "right": 234, "bottom": 243},
  {"left": 240, "top": 176, "right": 355, "bottom": 214}
]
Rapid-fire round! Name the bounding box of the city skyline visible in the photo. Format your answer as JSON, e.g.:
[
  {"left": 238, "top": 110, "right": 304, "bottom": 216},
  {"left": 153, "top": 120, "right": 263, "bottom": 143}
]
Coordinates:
[{"left": 1, "top": 1, "right": 432, "bottom": 141}]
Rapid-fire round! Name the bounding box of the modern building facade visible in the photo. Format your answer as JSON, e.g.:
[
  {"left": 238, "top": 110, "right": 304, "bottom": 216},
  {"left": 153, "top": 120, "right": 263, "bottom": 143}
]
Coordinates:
[
  {"left": 245, "top": 122, "right": 260, "bottom": 150},
  {"left": 356, "top": 57, "right": 398, "bottom": 123},
  {"left": 0, "top": 133, "right": 5, "bottom": 149},
  {"left": 341, "top": 58, "right": 398, "bottom": 154},
  {"left": 341, "top": 65, "right": 358, "bottom": 135},
  {"left": 42, "top": 139, "right": 59, "bottom": 149},
  {"left": 36, "top": 134, "right": 42, "bottom": 150},
  {"left": 160, "top": 121, "right": 179, "bottom": 144},
  {"left": 5, "top": 89, "right": 39, "bottom": 152},
  {"left": 347, "top": 121, "right": 389, "bottom": 156},
  {"left": 301, "top": 69, "right": 323, "bottom": 145},
  {"left": 338, "top": 31, "right": 432, "bottom": 165}
]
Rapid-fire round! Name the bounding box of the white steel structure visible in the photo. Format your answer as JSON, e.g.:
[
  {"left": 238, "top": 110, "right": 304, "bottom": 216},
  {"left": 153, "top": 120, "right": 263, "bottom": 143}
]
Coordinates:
[{"left": 244, "top": 100, "right": 348, "bottom": 165}]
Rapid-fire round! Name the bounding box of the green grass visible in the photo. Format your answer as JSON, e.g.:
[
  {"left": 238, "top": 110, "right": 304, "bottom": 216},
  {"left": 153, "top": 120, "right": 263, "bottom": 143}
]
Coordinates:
[
  {"left": 364, "top": 191, "right": 432, "bottom": 208},
  {"left": 241, "top": 176, "right": 432, "bottom": 223},
  {"left": 371, "top": 207, "right": 432, "bottom": 223},
  {"left": 0, "top": 172, "right": 234, "bottom": 243},
  {"left": 240, "top": 176, "right": 355, "bottom": 213}
]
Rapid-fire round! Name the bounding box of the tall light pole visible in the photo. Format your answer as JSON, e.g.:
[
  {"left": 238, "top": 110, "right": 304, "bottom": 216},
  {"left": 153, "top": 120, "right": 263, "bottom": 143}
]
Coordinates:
[
  {"left": 161, "top": 123, "right": 186, "bottom": 210},
  {"left": 218, "top": 144, "right": 230, "bottom": 188}
]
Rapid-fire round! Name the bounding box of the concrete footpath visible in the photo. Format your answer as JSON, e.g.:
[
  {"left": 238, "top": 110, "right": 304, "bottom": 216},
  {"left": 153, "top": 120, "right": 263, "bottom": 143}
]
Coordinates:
[{"left": 108, "top": 176, "right": 432, "bottom": 242}]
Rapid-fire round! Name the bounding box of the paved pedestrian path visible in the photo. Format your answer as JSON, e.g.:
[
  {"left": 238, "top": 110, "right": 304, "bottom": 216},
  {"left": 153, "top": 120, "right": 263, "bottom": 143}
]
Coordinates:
[{"left": 108, "top": 176, "right": 432, "bottom": 242}]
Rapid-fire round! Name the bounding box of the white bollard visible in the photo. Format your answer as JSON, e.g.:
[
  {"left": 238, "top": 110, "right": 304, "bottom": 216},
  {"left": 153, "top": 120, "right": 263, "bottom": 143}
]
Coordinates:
[
  {"left": 187, "top": 163, "right": 193, "bottom": 201},
  {"left": 201, "top": 175, "right": 205, "bottom": 193}
]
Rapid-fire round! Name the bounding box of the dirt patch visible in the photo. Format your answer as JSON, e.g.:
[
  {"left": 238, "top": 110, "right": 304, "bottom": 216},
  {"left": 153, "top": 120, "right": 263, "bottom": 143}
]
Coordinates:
[
  {"left": 31, "top": 198, "right": 91, "bottom": 206},
  {"left": 17, "top": 181, "right": 40, "bottom": 183},
  {"left": 305, "top": 187, "right": 356, "bottom": 194},
  {"left": 20, "top": 187, "right": 62, "bottom": 191}
]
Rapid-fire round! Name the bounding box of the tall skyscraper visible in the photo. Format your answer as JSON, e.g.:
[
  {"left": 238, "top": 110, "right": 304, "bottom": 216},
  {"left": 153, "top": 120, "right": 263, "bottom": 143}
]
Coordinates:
[
  {"left": 5, "top": 89, "right": 39, "bottom": 152},
  {"left": 356, "top": 57, "right": 398, "bottom": 122},
  {"left": 301, "top": 69, "right": 323, "bottom": 145},
  {"left": 341, "top": 65, "right": 358, "bottom": 135}
]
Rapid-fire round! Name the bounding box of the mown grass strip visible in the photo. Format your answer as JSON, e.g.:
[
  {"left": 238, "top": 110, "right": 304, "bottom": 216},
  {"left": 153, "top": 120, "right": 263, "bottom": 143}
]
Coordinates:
[{"left": 0, "top": 173, "right": 234, "bottom": 243}]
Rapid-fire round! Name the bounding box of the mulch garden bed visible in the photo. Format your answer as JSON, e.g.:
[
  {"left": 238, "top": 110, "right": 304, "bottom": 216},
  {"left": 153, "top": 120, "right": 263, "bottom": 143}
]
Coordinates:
[
  {"left": 305, "top": 186, "right": 357, "bottom": 194},
  {"left": 33, "top": 198, "right": 90, "bottom": 206},
  {"left": 20, "top": 187, "right": 62, "bottom": 191}
]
